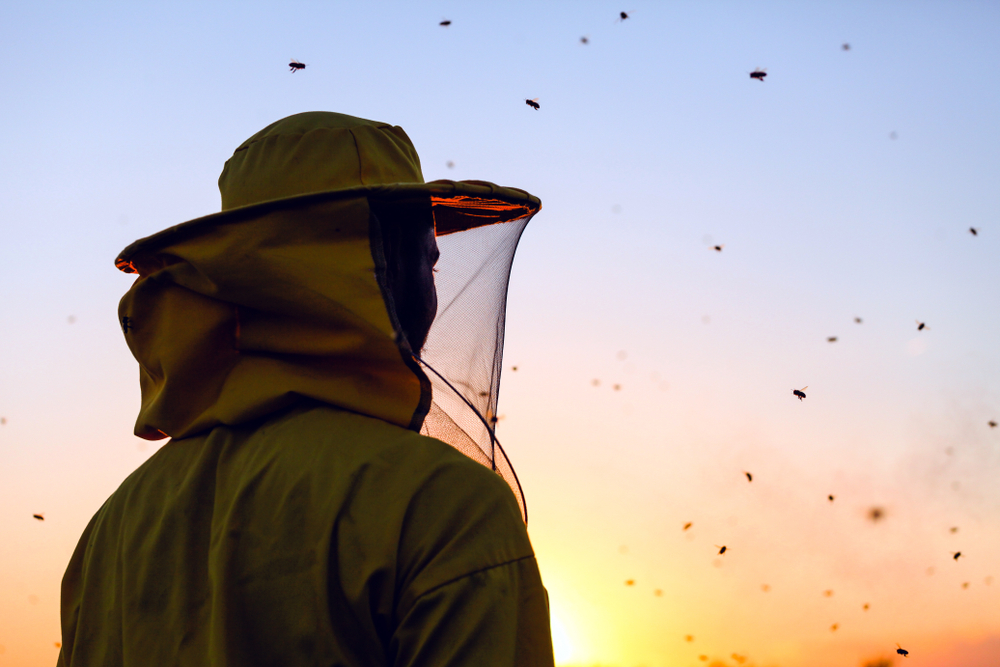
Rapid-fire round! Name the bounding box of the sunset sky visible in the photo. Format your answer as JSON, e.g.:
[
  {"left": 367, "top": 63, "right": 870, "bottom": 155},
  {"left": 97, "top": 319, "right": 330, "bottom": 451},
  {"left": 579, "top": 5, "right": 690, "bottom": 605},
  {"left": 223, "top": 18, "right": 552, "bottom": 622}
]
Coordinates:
[{"left": 1, "top": 2, "right": 999, "bottom": 666}]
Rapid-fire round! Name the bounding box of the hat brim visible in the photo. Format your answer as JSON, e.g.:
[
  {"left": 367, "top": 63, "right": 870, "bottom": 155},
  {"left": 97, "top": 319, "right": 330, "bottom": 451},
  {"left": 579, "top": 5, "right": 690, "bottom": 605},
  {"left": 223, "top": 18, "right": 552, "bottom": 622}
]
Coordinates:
[{"left": 115, "top": 180, "right": 540, "bottom": 274}]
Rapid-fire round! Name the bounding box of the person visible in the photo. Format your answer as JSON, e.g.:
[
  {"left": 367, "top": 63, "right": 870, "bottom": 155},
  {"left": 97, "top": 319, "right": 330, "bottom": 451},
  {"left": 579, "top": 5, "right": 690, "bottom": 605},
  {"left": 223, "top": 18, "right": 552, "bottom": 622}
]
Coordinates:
[{"left": 58, "top": 112, "right": 553, "bottom": 667}]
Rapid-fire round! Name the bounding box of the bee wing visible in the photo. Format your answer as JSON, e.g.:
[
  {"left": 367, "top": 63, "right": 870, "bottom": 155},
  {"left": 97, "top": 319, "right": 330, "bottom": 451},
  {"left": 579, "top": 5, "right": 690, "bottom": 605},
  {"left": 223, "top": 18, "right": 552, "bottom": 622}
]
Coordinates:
[
  {"left": 799, "top": 386, "right": 808, "bottom": 391},
  {"left": 530, "top": 98, "right": 539, "bottom": 102}
]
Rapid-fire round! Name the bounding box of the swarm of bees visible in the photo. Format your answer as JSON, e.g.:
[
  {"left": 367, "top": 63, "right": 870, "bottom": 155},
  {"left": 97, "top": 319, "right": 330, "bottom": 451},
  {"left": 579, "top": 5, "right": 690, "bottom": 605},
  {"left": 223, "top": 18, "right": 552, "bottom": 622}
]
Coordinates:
[
  {"left": 288, "top": 59, "right": 306, "bottom": 72},
  {"left": 750, "top": 68, "right": 767, "bottom": 81},
  {"left": 525, "top": 98, "right": 540, "bottom": 110}
]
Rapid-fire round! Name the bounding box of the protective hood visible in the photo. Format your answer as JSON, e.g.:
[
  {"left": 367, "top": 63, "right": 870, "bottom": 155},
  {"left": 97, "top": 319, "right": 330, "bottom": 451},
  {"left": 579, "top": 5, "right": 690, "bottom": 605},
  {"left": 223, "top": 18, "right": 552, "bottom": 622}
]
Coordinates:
[{"left": 116, "top": 112, "right": 539, "bottom": 521}]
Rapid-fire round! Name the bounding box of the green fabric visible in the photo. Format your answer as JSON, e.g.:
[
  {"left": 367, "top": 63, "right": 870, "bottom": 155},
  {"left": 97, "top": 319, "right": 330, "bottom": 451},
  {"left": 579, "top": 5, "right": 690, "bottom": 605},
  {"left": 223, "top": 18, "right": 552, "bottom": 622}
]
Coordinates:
[{"left": 58, "top": 404, "right": 554, "bottom": 666}]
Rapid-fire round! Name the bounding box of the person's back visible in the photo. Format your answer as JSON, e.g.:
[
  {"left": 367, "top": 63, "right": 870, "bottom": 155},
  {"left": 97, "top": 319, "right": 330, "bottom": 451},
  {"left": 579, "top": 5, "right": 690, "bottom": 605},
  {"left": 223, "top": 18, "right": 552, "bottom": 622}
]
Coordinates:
[{"left": 58, "top": 112, "right": 553, "bottom": 666}]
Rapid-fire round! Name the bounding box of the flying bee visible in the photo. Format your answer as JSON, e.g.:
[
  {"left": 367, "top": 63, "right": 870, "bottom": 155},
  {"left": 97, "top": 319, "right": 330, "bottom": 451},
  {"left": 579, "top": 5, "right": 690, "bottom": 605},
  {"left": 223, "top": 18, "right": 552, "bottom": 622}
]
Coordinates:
[
  {"left": 625, "top": 579, "right": 635, "bottom": 586},
  {"left": 580, "top": 36, "right": 589, "bottom": 44},
  {"left": 969, "top": 227, "right": 977, "bottom": 235},
  {"left": 854, "top": 316, "right": 863, "bottom": 324},
  {"left": 862, "top": 603, "right": 869, "bottom": 610},
  {"left": 761, "top": 584, "right": 771, "bottom": 592},
  {"left": 962, "top": 581, "right": 969, "bottom": 589},
  {"left": 33, "top": 513, "right": 44, "bottom": 521},
  {"left": 842, "top": 43, "right": 851, "bottom": 50},
  {"left": 288, "top": 59, "right": 306, "bottom": 72},
  {"left": 953, "top": 551, "right": 962, "bottom": 560},
  {"left": 446, "top": 161, "right": 455, "bottom": 169},
  {"left": 654, "top": 589, "right": 663, "bottom": 596},
  {"left": 618, "top": 10, "right": 632, "bottom": 21},
  {"left": 525, "top": 98, "right": 540, "bottom": 110},
  {"left": 823, "top": 589, "right": 833, "bottom": 597},
  {"left": 613, "top": 384, "right": 621, "bottom": 391},
  {"left": 792, "top": 386, "right": 808, "bottom": 401},
  {"left": 710, "top": 244, "right": 724, "bottom": 252},
  {"left": 685, "top": 635, "right": 694, "bottom": 642},
  {"left": 683, "top": 522, "right": 693, "bottom": 530},
  {"left": 868, "top": 506, "right": 885, "bottom": 522},
  {"left": 715, "top": 545, "right": 727, "bottom": 555},
  {"left": 827, "top": 336, "right": 837, "bottom": 342},
  {"left": 121, "top": 316, "right": 133, "bottom": 333},
  {"left": 745, "top": 472, "right": 752, "bottom": 482},
  {"left": 750, "top": 68, "right": 767, "bottom": 81},
  {"left": 830, "top": 623, "right": 839, "bottom": 632},
  {"left": 916, "top": 320, "right": 929, "bottom": 331},
  {"left": 439, "top": 19, "right": 451, "bottom": 26},
  {"left": 828, "top": 494, "right": 835, "bottom": 502},
  {"left": 950, "top": 526, "right": 959, "bottom": 533},
  {"left": 896, "top": 643, "right": 909, "bottom": 657},
  {"left": 988, "top": 420, "right": 997, "bottom": 428}
]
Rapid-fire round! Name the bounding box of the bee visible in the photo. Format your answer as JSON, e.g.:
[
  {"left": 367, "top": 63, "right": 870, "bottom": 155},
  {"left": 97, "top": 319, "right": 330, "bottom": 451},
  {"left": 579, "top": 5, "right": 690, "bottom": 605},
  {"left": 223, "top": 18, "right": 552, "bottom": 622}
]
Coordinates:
[
  {"left": 823, "top": 589, "right": 833, "bottom": 597},
  {"left": 828, "top": 494, "right": 835, "bottom": 502},
  {"left": 121, "top": 316, "right": 133, "bottom": 333},
  {"left": 618, "top": 11, "right": 632, "bottom": 21},
  {"left": 916, "top": 320, "right": 929, "bottom": 331},
  {"left": 54, "top": 642, "right": 61, "bottom": 648},
  {"left": 525, "top": 98, "right": 540, "bottom": 110},
  {"left": 716, "top": 545, "right": 728, "bottom": 555},
  {"left": 710, "top": 244, "right": 724, "bottom": 252},
  {"left": 33, "top": 513, "right": 44, "bottom": 521},
  {"left": 862, "top": 603, "right": 869, "bottom": 610},
  {"left": 439, "top": 19, "right": 451, "bottom": 26},
  {"left": 685, "top": 635, "right": 694, "bottom": 642},
  {"left": 625, "top": 579, "right": 635, "bottom": 586},
  {"left": 890, "top": 131, "right": 898, "bottom": 140},
  {"left": 683, "top": 522, "right": 693, "bottom": 530},
  {"left": 868, "top": 506, "right": 885, "bottom": 522},
  {"left": 830, "top": 623, "right": 839, "bottom": 632},
  {"left": 745, "top": 472, "right": 752, "bottom": 482},
  {"left": 950, "top": 526, "right": 959, "bottom": 533},
  {"left": 288, "top": 59, "right": 306, "bottom": 72},
  {"left": 613, "top": 384, "right": 621, "bottom": 391},
  {"left": 750, "top": 68, "right": 767, "bottom": 81},
  {"left": 446, "top": 161, "right": 455, "bottom": 169},
  {"left": 969, "top": 227, "right": 977, "bottom": 235},
  {"left": 827, "top": 336, "right": 838, "bottom": 342},
  {"left": 654, "top": 589, "right": 663, "bottom": 596},
  {"left": 761, "top": 584, "right": 771, "bottom": 592},
  {"left": 962, "top": 581, "right": 969, "bottom": 589},
  {"left": 592, "top": 379, "right": 600, "bottom": 387},
  {"left": 842, "top": 43, "right": 851, "bottom": 51},
  {"left": 988, "top": 420, "right": 997, "bottom": 428},
  {"left": 0, "top": 417, "right": 6, "bottom": 425},
  {"left": 511, "top": 366, "right": 518, "bottom": 371},
  {"left": 580, "top": 36, "right": 589, "bottom": 44},
  {"left": 699, "top": 656, "right": 708, "bottom": 662},
  {"left": 792, "top": 386, "right": 808, "bottom": 401},
  {"left": 953, "top": 551, "right": 962, "bottom": 560},
  {"left": 896, "top": 643, "right": 909, "bottom": 657},
  {"left": 854, "top": 316, "right": 863, "bottom": 324}
]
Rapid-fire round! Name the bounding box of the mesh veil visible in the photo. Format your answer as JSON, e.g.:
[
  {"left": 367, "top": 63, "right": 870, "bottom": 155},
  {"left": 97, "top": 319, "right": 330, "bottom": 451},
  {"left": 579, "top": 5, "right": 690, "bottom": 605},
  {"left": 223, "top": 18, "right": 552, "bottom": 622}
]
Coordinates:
[{"left": 416, "top": 212, "right": 535, "bottom": 523}]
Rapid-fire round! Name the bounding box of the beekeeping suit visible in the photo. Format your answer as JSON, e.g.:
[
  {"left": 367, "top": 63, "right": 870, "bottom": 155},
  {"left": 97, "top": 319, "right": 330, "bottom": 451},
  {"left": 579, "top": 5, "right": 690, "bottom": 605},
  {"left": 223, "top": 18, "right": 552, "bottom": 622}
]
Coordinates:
[{"left": 58, "top": 112, "right": 552, "bottom": 667}]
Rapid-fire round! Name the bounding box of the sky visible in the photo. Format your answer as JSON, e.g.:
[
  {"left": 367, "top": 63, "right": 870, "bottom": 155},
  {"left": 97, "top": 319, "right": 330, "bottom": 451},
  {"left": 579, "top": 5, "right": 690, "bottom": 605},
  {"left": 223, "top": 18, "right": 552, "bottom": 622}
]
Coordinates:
[{"left": 1, "top": 1, "right": 999, "bottom": 666}]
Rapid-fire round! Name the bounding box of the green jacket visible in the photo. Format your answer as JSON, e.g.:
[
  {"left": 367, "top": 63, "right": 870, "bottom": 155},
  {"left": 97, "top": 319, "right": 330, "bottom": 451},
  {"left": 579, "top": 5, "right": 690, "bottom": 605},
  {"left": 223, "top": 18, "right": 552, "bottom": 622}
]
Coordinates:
[{"left": 58, "top": 114, "right": 553, "bottom": 666}]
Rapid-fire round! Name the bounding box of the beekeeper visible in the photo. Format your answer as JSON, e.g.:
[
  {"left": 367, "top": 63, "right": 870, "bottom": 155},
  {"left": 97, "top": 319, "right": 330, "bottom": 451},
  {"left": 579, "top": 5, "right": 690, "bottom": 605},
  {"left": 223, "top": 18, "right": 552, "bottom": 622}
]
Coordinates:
[{"left": 58, "top": 112, "right": 553, "bottom": 667}]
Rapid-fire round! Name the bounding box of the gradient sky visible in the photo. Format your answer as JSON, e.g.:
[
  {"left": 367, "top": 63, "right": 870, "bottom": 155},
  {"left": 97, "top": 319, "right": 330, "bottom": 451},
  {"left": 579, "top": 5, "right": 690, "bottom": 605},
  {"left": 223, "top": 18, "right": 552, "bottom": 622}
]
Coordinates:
[{"left": 2, "top": 2, "right": 999, "bottom": 666}]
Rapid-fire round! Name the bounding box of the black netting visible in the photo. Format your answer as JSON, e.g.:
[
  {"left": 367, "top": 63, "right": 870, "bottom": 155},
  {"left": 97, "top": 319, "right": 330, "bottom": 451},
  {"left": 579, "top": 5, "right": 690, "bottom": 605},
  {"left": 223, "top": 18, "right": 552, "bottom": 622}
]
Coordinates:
[{"left": 417, "top": 213, "right": 534, "bottom": 523}]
